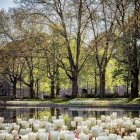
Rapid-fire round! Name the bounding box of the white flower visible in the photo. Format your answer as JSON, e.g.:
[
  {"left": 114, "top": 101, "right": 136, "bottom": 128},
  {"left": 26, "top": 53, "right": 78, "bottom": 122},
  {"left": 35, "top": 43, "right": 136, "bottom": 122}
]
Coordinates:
[
  {"left": 50, "top": 131, "right": 59, "bottom": 140},
  {"left": 38, "top": 132, "right": 48, "bottom": 140},
  {"left": 28, "top": 132, "right": 37, "bottom": 140},
  {"left": 79, "top": 133, "right": 89, "bottom": 140},
  {"left": 91, "top": 125, "right": 103, "bottom": 137},
  {"left": 74, "top": 117, "right": 83, "bottom": 123}
]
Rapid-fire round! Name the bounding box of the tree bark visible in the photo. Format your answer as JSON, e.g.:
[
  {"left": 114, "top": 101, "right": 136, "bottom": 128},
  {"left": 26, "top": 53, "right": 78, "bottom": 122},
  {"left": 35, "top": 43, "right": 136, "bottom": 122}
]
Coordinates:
[
  {"left": 126, "top": 70, "right": 130, "bottom": 95},
  {"left": 29, "top": 79, "right": 35, "bottom": 99},
  {"left": 71, "top": 78, "right": 78, "bottom": 98},
  {"left": 94, "top": 68, "right": 97, "bottom": 95},
  {"left": 12, "top": 78, "right": 17, "bottom": 98},
  {"left": 99, "top": 70, "right": 106, "bottom": 98},
  {"left": 130, "top": 0, "right": 139, "bottom": 98},
  {"left": 131, "top": 69, "right": 139, "bottom": 98},
  {"left": 56, "top": 65, "right": 60, "bottom": 96},
  {"left": 50, "top": 78, "right": 55, "bottom": 98},
  {"left": 36, "top": 79, "right": 39, "bottom": 98}
]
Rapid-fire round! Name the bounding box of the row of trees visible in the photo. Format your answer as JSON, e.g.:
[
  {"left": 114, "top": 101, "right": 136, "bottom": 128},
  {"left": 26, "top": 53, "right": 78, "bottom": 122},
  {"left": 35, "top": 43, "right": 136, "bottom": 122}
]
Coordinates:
[{"left": 0, "top": 0, "right": 140, "bottom": 98}]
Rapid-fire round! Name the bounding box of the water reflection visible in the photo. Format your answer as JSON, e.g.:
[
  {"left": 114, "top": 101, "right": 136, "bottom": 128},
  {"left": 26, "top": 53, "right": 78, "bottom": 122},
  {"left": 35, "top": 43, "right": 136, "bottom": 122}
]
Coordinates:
[{"left": 0, "top": 107, "right": 139, "bottom": 123}]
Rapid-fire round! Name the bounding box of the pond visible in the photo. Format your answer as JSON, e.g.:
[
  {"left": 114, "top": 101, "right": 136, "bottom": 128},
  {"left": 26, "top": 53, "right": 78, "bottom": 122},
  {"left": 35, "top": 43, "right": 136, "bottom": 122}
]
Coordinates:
[
  {"left": 0, "top": 106, "right": 140, "bottom": 139},
  {"left": 0, "top": 106, "right": 140, "bottom": 123}
]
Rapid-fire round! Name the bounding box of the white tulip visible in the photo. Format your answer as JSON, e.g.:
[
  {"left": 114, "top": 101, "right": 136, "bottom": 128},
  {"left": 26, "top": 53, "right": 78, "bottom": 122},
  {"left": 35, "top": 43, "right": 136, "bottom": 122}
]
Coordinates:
[
  {"left": 117, "top": 119, "right": 123, "bottom": 127},
  {"left": 130, "top": 132, "right": 137, "bottom": 138},
  {"left": 104, "top": 129, "right": 110, "bottom": 135},
  {"left": 108, "top": 133, "right": 117, "bottom": 140},
  {"left": 12, "top": 130, "right": 18, "bottom": 136},
  {"left": 13, "top": 124, "right": 20, "bottom": 130},
  {"left": 105, "top": 116, "right": 111, "bottom": 123},
  {"left": 123, "top": 121, "right": 132, "bottom": 130},
  {"left": 77, "top": 125, "right": 82, "bottom": 133},
  {"left": 0, "top": 133, "right": 6, "bottom": 140},
  {"left": 20, "top": 129, "right": 27, "bottom": 135},
  {"left": 112, "top": 123, "right": 117, "bottom": 129},
  {"left": 52, "top": 116, "right": 56, "bottom": 122},
  {"left": 17, "top": 118, "right": 22, "bottom": 124},
  {"left": 74, "top": 117, "right": 83, "bottom": 123},
  {"left": 38, "top": 132, "right": 48, "bottom": 140},
  {"left": 38, "top": 128, "right": 46, "bottom": 132},
  {"left": 79, "top": 133, "right": 89, "bottom": 140},
  {"left": 82, "top": 125, "right": 89, "bottom": 133},
  {"left": 21, "top": 121, "right": 25, "bottom": 127},
  {"left": 33, "top": 123, "right": 40, "bottom": 131},
  {"left": 97, "top": 136, "right": 109, "bottom": 140},
  {"left": 89, "top": 118, "right": 96, "bottom": 125},
  {"left": 50, "top": 131, "right": 59, "bottom": 140},
  {"left": 54, "top": 119, "right": 64, "bottom": 128},
  {"left": 97, "top": 120, "right": 102, "bottom": 125},
  {"left": 111, "top": 112, "right": 117, "bottom": 119},
  {"left": 26, "top": 128, "right": 32, "bottom": 134},
  {"left": 20, "top": 134, "right": 29, "bottom": 140},
  {"left": 136, "top": 128, "right": 140, "bottom": 137},
  {"left": 81, "top": 121, "right": 87, "bottom": 126},
  {"left": 62, "top": 125, "right": 67, "bottom": 130},
  {"left": 0, "top": 130, "right": 9, "bottom": 133},
  {"left": 46, "top": 123, "right": 53, "bottom": 131},
  {"left": 28, "top": 119, "right": 34, "bottom": 125},
  {"left": 116, "top": 135, "right": 123, "bottom": 140},
  {"left": 43, "top": 116, "right": 48, "bottom": 121},
  {"left": 64, "top": 132, "right": 74, "bottom": 140},
  {"left": 5, "top": 126, "right": 12, "bottom": 132},
  {"left": 59, "top": 130, "right": 66, "bottom": 140},
  {"left": 91, "top": 125, "right": 102, "bottom": 137},
  {"left": 106, "top": 123, "right": 112, "bottom": 130},
  {"left": 131, "top": 125, "right": 136, "bottom": 131},
  {"left": 135, "top": 120, "right": 140, "bottom": 128},
  {"left": 5, "top": 134, "right": 14, "bottom": 140},
  {"left": 99, "top": 132, "right": 107, "bottom": 136},
  {"left": 71, "top": 121, "right": 76, "bottom": 127},
  {"left": 28, "top": 132, "right": 37, "bottom": 140},
  {"left": 59, "top": 115, "right": 63, "bottom": 119},
  {"left": 101, "top": 115, "right": 106, "bottom": 122},
  {"left": 123, "top": 136, "right": 136, "bottom": 140},
  {"left": 101, "top": 123, "right": 106, "bottom": 128},
  {"left": 86, "top": 120, "right": 92, "bottom": 127}
]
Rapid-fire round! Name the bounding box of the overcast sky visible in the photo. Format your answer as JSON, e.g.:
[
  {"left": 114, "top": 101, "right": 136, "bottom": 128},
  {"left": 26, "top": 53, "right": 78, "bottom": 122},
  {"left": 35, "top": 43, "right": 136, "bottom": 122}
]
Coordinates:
[{"left": 0, "top": 0, "right": 16, "bottom": 11}]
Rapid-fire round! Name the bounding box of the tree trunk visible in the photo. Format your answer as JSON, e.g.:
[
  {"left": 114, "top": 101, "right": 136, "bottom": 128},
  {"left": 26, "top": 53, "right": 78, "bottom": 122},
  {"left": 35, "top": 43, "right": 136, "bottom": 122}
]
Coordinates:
[
  {"left": 29, "top": 108, "right": 35, "bottom": 118},
  {"left": 36, "top": 79, "right": 39, "bottom": 98},
  {"left": 13, "top": 109, "right": 16, "bottom": 123},
  {"left": 13, "top": 78, "right": 17, "bottom": 98},
  {"left": 56, "top": 86, "right": 60, "bottom": 96},
  {"left": 71, "top": 78, "right": 78, "bottom": 98},
  {"left": 130, "top": 0, "right": 139, "bottom": 98},
  {"left": 99, "top": 70, "right": 106, "bottom": 98},
  {"left": 131, "top": 69, "right": 139, "bottom": 98},
  {"left": 94, "top": 69, "right": 97, "bottom": 95},
  {"left": 50, "top": 78, "right": 55, "bottom": 98},
  {"left": 56, "top": 65, "right": 60, "bottom": 96},
  {"left": 126, "top": 70, "right": 130, "bottom": 95},
  {"left": 29, "top": 80, "right": 35, "bottom": 99}
]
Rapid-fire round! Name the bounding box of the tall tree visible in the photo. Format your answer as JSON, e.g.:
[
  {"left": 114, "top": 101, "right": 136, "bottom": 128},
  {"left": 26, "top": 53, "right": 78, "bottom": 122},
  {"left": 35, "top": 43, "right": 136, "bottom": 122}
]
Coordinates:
[
  {"left": 17, "top": 0, "right": 91, "bottom": 97},
  {"left": 113, "top": 0, "right": 140, "bottom": 97},
  {"left": 85, "top": 0, "right": 117, "bottom": 97}
]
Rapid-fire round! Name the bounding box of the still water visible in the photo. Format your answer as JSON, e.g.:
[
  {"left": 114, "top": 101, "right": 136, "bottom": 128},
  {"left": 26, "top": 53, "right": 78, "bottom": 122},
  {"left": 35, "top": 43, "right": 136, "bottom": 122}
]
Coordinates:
[{"left": 0, "top": 106, "right": 140, "bottom": 123}]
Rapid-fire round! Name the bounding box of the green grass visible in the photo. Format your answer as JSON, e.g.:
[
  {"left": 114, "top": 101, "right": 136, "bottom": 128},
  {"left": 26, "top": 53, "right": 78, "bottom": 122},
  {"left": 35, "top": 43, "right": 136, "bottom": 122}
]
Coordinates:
[{"left": 1, "top": 97, "right": 140, "bottom": 106}]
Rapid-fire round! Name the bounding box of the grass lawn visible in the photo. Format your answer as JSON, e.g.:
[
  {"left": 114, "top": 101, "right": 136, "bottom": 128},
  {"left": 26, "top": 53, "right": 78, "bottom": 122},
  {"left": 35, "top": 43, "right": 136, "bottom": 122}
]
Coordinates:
[{"left": 0, "top": 97, "right": 140, "bottom": 106}]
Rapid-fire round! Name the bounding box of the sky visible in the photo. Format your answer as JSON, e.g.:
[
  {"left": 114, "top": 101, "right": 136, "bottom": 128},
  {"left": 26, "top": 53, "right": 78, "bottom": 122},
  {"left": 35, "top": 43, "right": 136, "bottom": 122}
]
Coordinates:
[{"left": 0, "top": 0, "right": 16, "bottom": 11}]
